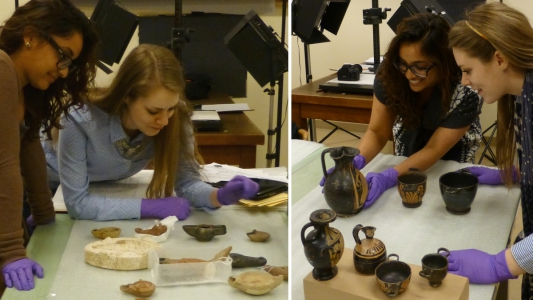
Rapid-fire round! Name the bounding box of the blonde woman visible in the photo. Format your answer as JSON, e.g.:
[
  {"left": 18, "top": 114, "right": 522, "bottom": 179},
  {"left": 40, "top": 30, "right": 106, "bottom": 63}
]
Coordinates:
[
  {"left": 448, "top": 2, "right": 533, "bottom": 297},
  {"left": 42, "top": 44, "right": 258, "bottom": 221}
]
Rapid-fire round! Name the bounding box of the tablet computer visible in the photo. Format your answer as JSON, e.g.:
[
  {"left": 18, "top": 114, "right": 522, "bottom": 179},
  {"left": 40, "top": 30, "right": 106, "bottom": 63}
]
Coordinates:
[{"left": 209, "top": 178, "right": 288, "bottom": 200}]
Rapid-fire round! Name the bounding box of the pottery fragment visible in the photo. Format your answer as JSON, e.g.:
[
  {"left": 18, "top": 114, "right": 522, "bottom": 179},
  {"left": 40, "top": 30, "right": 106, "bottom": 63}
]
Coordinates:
[
  {"left": 135, "top": 224, "right": 167, "bottom": 236},
  {"left": 91, "top": 227, "right": 121, "bottom": 239},
  {"left": 159, "top": 246, "right": 232, "bottom": 264},
  {"left": 263, "top": 265, "right": 288, "bottom": 281},
  {"left": 247, "top": 229, "right": 270, "bottom": 242},
  {"left": 229, "top": 253, "right": 267, "bottom": 268},
  {"left": 120, "top": 279, "right": 156, "bottom": 297}
]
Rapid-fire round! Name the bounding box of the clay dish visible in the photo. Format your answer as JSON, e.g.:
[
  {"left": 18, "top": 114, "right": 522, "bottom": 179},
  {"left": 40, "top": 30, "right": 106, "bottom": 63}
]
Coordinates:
[
  {"left": 228, "top": 271, "right": 283, "bottom": 295},
  {"left": 120, "top": 279, "right": 156, "bottom": 297},
  {"left": 247, "top": 229, "right": 270, "bottom": 242},
  {"left": 91, "top": 227, "right": 121, "bottom": 239}
]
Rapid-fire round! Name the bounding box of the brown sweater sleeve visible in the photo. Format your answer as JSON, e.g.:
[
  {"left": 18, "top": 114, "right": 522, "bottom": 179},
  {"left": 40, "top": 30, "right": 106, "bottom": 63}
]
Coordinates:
[
  {"left": 0, "top": 52, "right": 26, "bottom": 290},
  {"left": 20, "top": 131, "right": 55, "bottom": 224}
]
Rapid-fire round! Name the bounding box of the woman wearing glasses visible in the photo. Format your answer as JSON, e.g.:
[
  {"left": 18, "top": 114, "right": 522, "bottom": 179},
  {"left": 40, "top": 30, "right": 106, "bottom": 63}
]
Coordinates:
[
  {"left": 321, "top": 13, "right": 483, "bottom": 207},
  {"left": 0, "top": 0, "right": 98, "bottom": 295}
]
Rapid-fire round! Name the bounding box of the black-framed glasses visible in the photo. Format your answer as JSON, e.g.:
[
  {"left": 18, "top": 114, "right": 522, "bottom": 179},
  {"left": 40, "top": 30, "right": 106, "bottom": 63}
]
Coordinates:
[
  {"left": 394, "top": 61, "right": 436, "bottom": 78},
  {"left": 42, "top": 33, "right": 76, "bottom": 74}
]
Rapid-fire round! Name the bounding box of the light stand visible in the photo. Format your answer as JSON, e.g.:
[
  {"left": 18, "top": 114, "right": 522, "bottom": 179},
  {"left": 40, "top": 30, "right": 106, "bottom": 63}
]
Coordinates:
[
  {"left": 363, "top": 1, "right": 390, "bottom": 73},
  {"left": 224, "top": 9, "right": 288, "bottom": 167},
  {"left": 292, "top": 0, "right": 350, "bottom": 141},
  {"left": 169, "top": 0, "right": 194, "bottom": 61}
]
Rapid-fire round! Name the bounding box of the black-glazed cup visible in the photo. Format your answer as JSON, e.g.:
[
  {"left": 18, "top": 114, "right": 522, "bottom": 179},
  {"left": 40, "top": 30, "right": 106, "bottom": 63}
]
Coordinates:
[
  {"left": 439, "top": 170, "right": 478, "bottom": 215},
  {"left": 375, "top": 254, "right": 411, "bottom": 297},
  {"left": 419, "top": 248, "right": 450, "bottom": 287}
]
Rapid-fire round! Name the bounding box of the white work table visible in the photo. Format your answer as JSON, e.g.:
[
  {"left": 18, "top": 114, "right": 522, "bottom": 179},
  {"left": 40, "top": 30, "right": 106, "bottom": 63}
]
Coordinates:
[
  {"left": 291, "top": 149, "right": 520, "bottom": 300},
  {"left": 2, "top": 190, "right": 288, "bottom": 299}
]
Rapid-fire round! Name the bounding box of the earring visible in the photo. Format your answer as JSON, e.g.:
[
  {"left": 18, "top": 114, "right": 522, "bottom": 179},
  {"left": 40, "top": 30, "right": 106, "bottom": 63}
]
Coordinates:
[{"left": 25, "top": 42, "right": 31, "bottom": 48}]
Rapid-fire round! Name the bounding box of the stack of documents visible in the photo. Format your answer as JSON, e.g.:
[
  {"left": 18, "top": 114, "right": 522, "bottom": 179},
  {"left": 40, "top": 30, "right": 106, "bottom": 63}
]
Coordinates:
[{"left": 239, "top": 192, "right": 288, "bottom": 208}]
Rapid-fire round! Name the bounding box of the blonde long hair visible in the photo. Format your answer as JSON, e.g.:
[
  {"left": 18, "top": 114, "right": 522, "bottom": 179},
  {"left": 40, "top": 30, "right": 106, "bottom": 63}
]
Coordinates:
[
  {"left": 448, "top": 2, "right": 533, "bottom": 186},
  {"left": 90, "top": 44, "right": 202, "bottom": 198}
]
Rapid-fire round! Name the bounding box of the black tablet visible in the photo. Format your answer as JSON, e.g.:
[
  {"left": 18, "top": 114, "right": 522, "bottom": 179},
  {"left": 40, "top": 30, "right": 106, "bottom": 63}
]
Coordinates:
[{"left": 209, "top": 178, "right": 288, "bottom": 200}]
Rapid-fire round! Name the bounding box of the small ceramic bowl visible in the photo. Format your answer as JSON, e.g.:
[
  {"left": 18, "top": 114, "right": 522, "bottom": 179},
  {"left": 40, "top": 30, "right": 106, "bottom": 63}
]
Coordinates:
[
  {"left": 375, "top": 254, "right": 411, "bottom": 297},
  {"left": 91, "top": 227, "right": 121, "bottom": 239},
  {"left": 439, "top": 170, "right": 478, "bottom": 215}
]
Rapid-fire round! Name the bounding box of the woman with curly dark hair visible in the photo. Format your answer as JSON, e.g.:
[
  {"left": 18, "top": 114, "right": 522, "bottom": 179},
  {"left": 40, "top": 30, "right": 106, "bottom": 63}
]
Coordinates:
[
  {"left": 321, "top": 13, "right": 483, "bottom": 208},
  {"left": 0, "top": 0, "right": 99, "bottom": 295}
]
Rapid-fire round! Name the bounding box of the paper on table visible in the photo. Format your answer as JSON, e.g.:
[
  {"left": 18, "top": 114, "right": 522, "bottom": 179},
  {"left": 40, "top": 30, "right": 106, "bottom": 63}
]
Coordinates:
[
  {"left": 326, "top": 73, "right": 375, "bottom": 85},
  {"left": 200, "top": 163, "right": 288, "bottom": 183},
  {"left": 191, "top": 110, "right": 220, "bottom": 121},
  {"left": 239, "top": 192, "right": 288, "bottom": 207},
  {"left": 201, "top": 103, "right": 251, "bottom": 112}
]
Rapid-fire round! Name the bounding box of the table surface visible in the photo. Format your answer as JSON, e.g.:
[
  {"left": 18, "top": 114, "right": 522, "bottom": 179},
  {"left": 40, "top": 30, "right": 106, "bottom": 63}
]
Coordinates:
[
  {"left": 291, "top": 152, "right": 521, "bottom": 300},
  {"left": 2, "top": 205, "right": 287, "bottom": 299},
  {"left": 291, "top": 74, "right": 374, "bottom": 130},
  {"left": 192, "top": 93, "right": 264, "bottom": 168}
]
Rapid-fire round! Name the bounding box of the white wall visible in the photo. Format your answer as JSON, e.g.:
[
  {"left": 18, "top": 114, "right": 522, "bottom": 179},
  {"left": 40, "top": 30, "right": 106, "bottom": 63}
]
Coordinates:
[
  {"left": 290, "top": 0, "right": 532, "bottom": 135},
  {"left": 1, "top": 0, "right": 288, "bottom": 169}
]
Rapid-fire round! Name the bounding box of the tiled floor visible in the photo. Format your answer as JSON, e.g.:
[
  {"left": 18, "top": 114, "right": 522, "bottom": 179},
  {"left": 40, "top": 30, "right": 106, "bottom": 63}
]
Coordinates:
[{"left": 313, "top": 120, "right": 523, "bottom": 300}]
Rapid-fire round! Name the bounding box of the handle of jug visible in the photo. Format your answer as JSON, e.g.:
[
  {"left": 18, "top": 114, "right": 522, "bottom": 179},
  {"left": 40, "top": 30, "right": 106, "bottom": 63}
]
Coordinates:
[
  {"left": 321, "top": 148, "right": 334, "bottom": 180},
  {"left": 352, "top": 224, "right": 364, "bottom": 245}
]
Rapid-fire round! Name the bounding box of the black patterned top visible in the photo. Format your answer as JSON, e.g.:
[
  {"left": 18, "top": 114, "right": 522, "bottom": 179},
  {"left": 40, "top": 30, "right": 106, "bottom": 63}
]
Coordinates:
[{"left": 374, "top": 79, "right": 483, "bottom": 163}]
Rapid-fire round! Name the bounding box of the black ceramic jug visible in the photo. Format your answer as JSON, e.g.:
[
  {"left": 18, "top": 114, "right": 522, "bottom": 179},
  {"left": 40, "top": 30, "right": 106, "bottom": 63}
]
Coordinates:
[
  {"left": 321, "top": 147, "right": 368, "bottom": 216},
  {"left": 301, "top": 209, "right": 344, "bottom": 281}
]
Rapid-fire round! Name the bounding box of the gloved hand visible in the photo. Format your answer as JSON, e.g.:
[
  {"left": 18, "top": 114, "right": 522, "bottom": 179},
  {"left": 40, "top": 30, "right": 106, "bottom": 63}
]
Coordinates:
[
  {"left": 364, "top": 167, "right": 399, "bottom": 208},
  {"left": 465, "top": 166, "right": 518, "bottom": 185},
  {"left": 3, "top": 258, "right": 44, "bottom": 291},
  {"left": 319, "top": 154, "right": 366, "bottom": 187},
  {"left": 26, "top": 215, "right": 55, "bottom": 234},
  {"left": 217, "top": 175, "right": 259, "bottom": 205},
  {"left": 447, "top": 249, "right": 517, "bottom": 284},
  {"left": 140, "top": 197, "right": 191, "bottom": 220}
]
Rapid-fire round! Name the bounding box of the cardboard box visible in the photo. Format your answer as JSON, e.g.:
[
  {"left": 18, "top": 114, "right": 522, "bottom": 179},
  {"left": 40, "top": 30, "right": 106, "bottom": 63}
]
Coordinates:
[{"left": 303, "top": 248, "right": 468, "bottom": 300}]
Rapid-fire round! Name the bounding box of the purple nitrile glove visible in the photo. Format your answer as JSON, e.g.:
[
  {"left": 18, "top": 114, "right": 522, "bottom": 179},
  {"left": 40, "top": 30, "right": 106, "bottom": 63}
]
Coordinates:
[
  {"left": 26, "top": 215, "right": 55, "bottom": 231},
  {"left": 217, "top": 175, "right": 260, "bottom": 205},
  {"left": 447, "top": 249, "right": 517, "bottom": 284},
  {"left": 319, "top": 154, "right": 366, "bottom": 187},
  {"left": 363, "top": 167, "right": 399, "bottom": 208},
  {"left": 140, "top": 197, "right": 191, "bottom": 220},
  {"left": 3, "top": 258, "right": 44, "bottom": 291},
  {"left": 465, "top": 166, "right": 518, "bottom": 185}
]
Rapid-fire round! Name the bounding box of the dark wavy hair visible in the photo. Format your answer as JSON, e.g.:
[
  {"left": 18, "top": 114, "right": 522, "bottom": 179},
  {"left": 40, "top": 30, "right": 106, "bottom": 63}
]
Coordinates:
[
  {"left": 0, "top": 0, "right": 99, "bottom": 137},
  {"left": 376, "top": 13, "right": 460, "bottom": 129}
]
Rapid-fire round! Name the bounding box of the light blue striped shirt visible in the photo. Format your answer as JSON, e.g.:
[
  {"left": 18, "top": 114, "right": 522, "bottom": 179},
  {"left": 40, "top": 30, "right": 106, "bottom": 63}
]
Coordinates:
[
  {"left": 43, "top": 103, "right": 215, "bottom": 221},
  {"left": 511, "top": 234, "right": 533, "bottom": 273}
]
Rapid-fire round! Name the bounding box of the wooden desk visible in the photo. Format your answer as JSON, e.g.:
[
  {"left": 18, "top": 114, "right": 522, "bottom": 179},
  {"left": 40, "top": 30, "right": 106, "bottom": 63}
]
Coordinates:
[
  {"left": 291, "top": 74, "right": 374, "bottom": 130},
  {"left": 193, "top": 94, "right": 264, "bottom": 168}
]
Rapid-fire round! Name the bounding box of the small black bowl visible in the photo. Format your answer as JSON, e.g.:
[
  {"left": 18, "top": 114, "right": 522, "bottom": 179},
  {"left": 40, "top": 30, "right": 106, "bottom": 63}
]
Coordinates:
[{"left": 439, "top": 171, "right": 478, "bottom": 215}]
